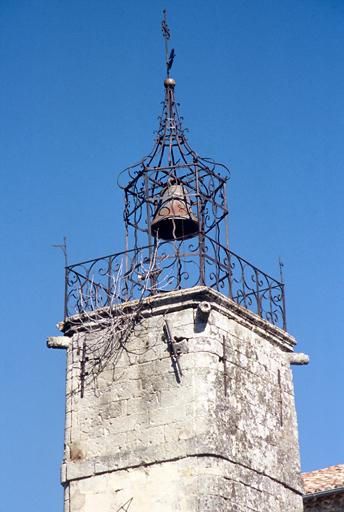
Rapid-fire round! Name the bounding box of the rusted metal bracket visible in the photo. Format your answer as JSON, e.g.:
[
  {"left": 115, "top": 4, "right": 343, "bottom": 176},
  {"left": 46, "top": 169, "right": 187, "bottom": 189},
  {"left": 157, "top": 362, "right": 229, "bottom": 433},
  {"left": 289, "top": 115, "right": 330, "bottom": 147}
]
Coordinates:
[
  {"left": 221, "top": 336, "right": 228, "bottom": 396},
  {"left": 163, "top": 319, "right": 183, "bottom": 382},
  {"left": 79, "top": 340, "right": 88, "bottom": 398}
]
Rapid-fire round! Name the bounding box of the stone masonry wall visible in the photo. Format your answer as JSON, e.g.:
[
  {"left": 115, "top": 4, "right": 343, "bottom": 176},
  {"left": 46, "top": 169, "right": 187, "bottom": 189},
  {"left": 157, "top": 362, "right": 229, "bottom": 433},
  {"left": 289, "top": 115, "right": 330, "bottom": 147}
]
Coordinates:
[{"left": 60, "top": 287, "right": 304, "bottom": 512}]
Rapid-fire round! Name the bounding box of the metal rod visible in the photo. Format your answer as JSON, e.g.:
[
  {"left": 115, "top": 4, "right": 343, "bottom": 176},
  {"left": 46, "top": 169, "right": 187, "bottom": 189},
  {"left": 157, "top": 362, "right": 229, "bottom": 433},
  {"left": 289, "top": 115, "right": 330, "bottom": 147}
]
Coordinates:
[
  {"left": 279, "top": 258, "right": 287, "bottom": 331},
  {"left": 195, "top": 163, "right": 205, "bottom": 285},
  {"left": 80, "top": 340, "right": 87, "bottom": 398},
  {"left": 162, "top": 10, "right": 170, "bottom": 77},
  {"left": 64, "top": 266, "right": 69, "bottom": 320},
  {"left": 223, "top": 183, "right": 232, "bottom": 299},
  {"left": 222, "top": 336, "right": 228, "bottom": 396},
  {"left": 277, "top": 369, "right": 283, "bottom": 427},
  {"left": 164, "top": 319, "right": 183, "bottom": 380}
]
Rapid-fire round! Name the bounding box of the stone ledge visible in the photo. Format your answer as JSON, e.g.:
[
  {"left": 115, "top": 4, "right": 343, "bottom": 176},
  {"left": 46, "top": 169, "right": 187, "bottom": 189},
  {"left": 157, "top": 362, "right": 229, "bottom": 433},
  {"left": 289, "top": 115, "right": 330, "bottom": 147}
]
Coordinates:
[
  {"left": 60, "top": 435, "right": 303, "bottom": 494},
  {"left": 62, "top": 286, "right": 296, "bottom": 352}
]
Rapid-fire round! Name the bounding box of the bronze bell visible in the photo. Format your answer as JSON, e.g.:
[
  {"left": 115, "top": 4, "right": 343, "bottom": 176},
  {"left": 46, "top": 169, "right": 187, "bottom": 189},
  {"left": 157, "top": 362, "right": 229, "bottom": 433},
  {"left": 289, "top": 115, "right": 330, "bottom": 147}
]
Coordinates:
[{"left": 150, "top": 179, "right": 199, "bottom": 240}]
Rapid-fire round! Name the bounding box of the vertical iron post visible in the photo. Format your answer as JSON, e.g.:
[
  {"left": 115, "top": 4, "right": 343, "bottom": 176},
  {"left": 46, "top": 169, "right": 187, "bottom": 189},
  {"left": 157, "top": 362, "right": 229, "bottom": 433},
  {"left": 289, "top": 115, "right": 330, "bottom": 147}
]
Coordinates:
[
  {"left": 107, "top": 255, "right": 112, "bottom": 307},
  {"left": 124, "top": 190, "right": 129, "bottom": 300},
  {"left": 195, "top": 163, "right": 205, "bottom": 285},
  {"left": 224, "top": 183, "right": 232, "bottom": 299},
  {"left": 144, "top": 169, "right": 155, "bottom": 293},
  {"left": 255, "top": 268, "right": 262, "bottom": 319},
  {"left": 64, "top": 266, "right": 69, "bottom": 320},
  {"left": 279, "top": 258, "right": 287, "bottom": 331}
]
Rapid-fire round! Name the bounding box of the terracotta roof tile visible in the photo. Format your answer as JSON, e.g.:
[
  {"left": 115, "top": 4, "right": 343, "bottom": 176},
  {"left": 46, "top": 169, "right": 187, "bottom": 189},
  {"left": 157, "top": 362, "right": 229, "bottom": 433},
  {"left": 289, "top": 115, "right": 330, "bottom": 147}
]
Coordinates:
[{"left": 302, "top": 464, "right": 344, "bottom": 494}]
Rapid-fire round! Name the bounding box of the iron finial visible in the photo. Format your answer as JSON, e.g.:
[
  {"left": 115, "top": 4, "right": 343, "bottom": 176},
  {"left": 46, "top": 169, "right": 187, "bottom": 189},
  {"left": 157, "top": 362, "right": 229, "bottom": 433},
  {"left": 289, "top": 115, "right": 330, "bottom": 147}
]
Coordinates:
[
  {"left": 162, "top": 9, "right": 175, "bottom": 79},
  {"left": 164, "top": 77, "right": 176, "bottom": 87}
]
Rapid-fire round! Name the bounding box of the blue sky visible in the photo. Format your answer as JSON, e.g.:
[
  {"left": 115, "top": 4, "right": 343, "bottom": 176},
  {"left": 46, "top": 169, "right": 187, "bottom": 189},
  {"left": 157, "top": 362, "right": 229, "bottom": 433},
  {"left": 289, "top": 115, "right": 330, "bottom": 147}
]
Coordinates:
[{"left": 1, "top": 1, "right": 343, "bottom": 510}]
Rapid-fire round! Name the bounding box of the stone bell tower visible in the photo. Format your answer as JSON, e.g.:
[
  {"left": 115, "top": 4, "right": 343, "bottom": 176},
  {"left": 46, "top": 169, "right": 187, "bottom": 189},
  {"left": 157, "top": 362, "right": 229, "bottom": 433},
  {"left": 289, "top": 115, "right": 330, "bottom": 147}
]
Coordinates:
[{"left": 49, "top": 12, "right": 307, "bottom": 512}]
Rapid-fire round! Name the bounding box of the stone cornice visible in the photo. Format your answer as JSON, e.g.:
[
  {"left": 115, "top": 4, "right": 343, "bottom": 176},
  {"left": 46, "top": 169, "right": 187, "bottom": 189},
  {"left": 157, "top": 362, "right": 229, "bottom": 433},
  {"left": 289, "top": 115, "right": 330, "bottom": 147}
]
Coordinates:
[{"left": 61, "top": 286, "right": 296, "bottom": 352}]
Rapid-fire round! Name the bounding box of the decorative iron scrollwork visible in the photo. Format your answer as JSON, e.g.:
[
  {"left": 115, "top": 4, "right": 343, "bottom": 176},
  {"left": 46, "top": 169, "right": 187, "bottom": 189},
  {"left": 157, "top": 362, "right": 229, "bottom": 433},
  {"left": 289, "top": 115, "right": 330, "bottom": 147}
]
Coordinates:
[{"left": 65, "top": 244, "right": 286, "bottom": 330}]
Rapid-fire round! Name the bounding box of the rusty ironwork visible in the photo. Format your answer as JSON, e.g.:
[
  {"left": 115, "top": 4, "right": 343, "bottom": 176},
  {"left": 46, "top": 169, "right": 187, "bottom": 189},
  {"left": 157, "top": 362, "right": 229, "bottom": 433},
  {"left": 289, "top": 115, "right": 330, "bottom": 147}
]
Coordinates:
[
  {"left": 63, "top": 11, "right": 287, "bottom": 331},
  {"left": 117, "top": 72, "right": 231, "bottom": 296},
  {"left": 64, "top": 246, "right": 287, "bottom": 329},
  {"left": 164, "top": 319, "right": 183, "bottom": 382},
  {"left": 162, "top": 9, "right": 174, "bottom": 78}
]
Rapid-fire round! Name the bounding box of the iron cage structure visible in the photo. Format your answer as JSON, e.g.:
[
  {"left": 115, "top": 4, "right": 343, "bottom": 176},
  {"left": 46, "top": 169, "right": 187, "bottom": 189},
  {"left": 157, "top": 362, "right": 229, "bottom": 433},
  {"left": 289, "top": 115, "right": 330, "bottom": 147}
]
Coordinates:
[{"left": 64, "top": 76, "right": 287, "bottom": 330}]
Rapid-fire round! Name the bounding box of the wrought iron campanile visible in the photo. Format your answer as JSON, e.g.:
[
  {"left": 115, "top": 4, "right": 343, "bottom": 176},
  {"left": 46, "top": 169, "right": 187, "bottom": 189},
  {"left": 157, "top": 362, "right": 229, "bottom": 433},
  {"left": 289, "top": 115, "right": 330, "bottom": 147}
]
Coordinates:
[
  {"left": 65, "top": 12, "right": 286, "bottom": 330},
  {"left": 118, "top": 72, "right": 231, "bottom": 297}
]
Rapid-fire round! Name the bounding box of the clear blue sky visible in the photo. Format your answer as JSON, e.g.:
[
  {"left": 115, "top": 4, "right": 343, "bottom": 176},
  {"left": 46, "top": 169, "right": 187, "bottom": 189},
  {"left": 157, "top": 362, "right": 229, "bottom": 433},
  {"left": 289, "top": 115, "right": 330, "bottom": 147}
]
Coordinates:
[{"left": 1, "top": 1, "right": 343, "bottom": 510}]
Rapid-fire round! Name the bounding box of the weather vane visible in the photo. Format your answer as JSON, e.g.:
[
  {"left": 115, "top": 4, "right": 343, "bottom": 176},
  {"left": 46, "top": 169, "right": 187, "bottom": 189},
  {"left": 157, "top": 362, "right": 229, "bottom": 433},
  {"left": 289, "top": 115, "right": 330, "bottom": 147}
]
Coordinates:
[{"left": 162, "top": 9, "right": 175, "bottom": 77}]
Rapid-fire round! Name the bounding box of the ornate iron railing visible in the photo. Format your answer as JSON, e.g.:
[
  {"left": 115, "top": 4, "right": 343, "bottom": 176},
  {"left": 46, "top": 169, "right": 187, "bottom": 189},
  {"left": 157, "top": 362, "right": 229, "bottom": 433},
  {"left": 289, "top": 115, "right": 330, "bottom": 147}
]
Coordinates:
[{"left": 64, "top": 244, "right": 287, "bottom": 330}]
